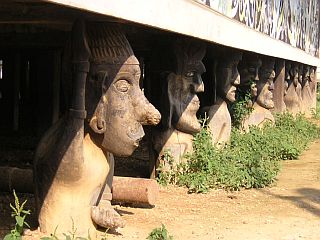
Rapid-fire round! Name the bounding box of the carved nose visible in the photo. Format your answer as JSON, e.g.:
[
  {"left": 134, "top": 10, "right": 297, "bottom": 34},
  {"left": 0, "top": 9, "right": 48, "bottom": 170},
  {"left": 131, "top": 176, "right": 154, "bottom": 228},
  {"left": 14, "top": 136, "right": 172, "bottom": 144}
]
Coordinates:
[
  {"left": 234, "top": 74, "right": 240, "bottom": 85},
  {"left": 192, "top": 75, "right": 204, "bottom": 93},
  {"left": 135, "top": 93, "right": 161, "bottom": 126},
  {"left": 254, "top": 73, "right": 259, "bottom": 81},
  {"left": 190, "top": 79, "right": 204, "bottom": 93},
  {"left": 268, "top": 82, "right": 274, "bottom": 90},
  {"left": 140, "top": 102, "right": 161, "bottom": 126}
]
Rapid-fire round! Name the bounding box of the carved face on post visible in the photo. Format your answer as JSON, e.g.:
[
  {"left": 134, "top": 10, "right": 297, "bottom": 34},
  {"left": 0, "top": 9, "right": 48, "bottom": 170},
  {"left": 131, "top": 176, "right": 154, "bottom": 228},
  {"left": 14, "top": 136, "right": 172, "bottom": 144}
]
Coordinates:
[
  {"left": 310, "top": 67, "right": 316, "bottom": 82},
  {"left": 284, "top": 61, "right": 292, "bottom": 96},
  {"left": 290, "top": 63, "right": 299, "bottom": 87},
  {"left": 216, "top": 50, "right": 242, "bottom": 102},
  {"left": 302, "top": 65, "right": 311, "bottom": 88},
  {"left": 164, "top": 39, "right": 206, "bottom": 134},
  {"left": 298, "top": 64, "right": 304, "bottom": 85},
  {"left": 238, "top": 54, "right": 262, "bottom": 98},
  {"left": 256, "top": 58, "right": 275, "bottom": 109},
  {"left": 86, "top": 23, "right": 161, "bottom": 157}
]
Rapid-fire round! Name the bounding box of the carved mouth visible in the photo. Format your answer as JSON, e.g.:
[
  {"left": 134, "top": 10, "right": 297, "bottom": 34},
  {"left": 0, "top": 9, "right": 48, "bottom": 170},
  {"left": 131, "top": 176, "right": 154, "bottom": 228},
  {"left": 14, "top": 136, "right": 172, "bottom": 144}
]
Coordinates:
[
  {"left": 185, "top": 94, "right": 200, "bottom": 111},
  {"left": 127, "top": 123, "right": 145, "bottom": 146}
]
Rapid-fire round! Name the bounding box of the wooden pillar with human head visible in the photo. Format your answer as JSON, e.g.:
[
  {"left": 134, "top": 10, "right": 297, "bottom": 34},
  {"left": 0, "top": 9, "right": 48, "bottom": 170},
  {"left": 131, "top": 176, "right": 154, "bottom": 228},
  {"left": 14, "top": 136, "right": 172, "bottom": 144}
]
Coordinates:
[
  {"left": 201, "top": 48, "right": 242, "bottom": 147},
  {"left": 241, "top": 55, "right": 275, "bottom": 131},
  {"left": 34, "top": 20, "right": 161, "bottom": 239},
  {"left": 272, "top": 59, "right": 286, "bottom": 113},
  {"left": 152, "top": 37, "right": 206, "bottom": 171},
  {"left": 284, "top": 61, "right": 301, "bottom": 116}
]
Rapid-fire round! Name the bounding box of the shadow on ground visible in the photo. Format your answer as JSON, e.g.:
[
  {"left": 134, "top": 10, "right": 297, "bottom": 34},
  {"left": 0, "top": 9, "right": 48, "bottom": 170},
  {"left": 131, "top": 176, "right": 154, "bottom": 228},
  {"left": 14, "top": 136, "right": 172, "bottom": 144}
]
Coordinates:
[{"left": 259, "top": 187, "right": 320, "bottom": 218}]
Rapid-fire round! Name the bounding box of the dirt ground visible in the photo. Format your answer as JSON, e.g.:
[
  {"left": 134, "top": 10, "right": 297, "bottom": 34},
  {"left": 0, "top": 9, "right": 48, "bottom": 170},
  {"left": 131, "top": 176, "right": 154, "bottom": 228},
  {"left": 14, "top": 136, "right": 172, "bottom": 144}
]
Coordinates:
[
  {"left": 1, "top": 140, "right": 320, "bottom": 240},
  {"left": 105, "top": 140, "right": 320, "bottom": 240}
]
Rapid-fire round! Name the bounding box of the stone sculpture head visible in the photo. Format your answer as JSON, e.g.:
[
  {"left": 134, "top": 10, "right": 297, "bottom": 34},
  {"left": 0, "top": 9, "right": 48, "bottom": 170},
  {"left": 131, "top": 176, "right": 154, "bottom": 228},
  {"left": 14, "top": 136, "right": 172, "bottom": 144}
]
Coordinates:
[
  {"left": 289, "top": 62, "right": 299, "bottom": 87},
  {"left": 85, "top": 23, "right": 161, "bottom": 156},
  {"left": 302, "top": 65, "right": 311, "bottom": 87},
  {"left": 298, "top": 64, "right": 304, "bottom": 85},
  {"left": 284, "top": 61, "right": 292, "bottom": 96},
  {"left": 310, "top": 67, "right": 316, "bottom": 82},
  {"left": 216, "top": 49, "right": 242, "bottom": 102},
  {"left": 256, "top": 57, "right": 275, "bottom": 109},
  {"left": 162, "top": 38, "right": 206, "bottom": 134},
  {"left": 238, "top": 53, "right": 262, "bottom": 98}
]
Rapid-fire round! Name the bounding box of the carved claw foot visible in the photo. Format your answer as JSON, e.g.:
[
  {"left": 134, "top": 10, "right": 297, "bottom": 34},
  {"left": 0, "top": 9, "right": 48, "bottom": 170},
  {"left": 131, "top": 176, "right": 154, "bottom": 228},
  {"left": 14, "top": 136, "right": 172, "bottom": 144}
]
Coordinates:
[{"left": 91, "top": 201, "right": 126, "bottom": 229}]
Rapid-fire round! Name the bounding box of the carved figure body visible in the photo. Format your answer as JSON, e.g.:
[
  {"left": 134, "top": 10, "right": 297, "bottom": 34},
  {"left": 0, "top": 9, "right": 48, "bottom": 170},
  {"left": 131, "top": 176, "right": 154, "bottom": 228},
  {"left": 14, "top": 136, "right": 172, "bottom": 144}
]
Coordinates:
[
  {"left": 301, "top": 65, "right": 314, "bottom": 117},
  {"left": 309, "top": 67, "right": 317, "bottom": 110},
  {"left": 296, "top": 64, "right": 303, "bottom": 106},
  {"left": 153, "top": 39, "right": 206, "bottom": 168},
  {"left": 241, "top": 56, "right": 275, "bottom": 131},
  {"left": 204, "top": 50, "right": 242, "bottom": 146},
  {"left": 284, "top": 62, "right": 301, "bottom": 116},
  {"left": 34, "top": 21, "right": 160, "bottom": 238}
]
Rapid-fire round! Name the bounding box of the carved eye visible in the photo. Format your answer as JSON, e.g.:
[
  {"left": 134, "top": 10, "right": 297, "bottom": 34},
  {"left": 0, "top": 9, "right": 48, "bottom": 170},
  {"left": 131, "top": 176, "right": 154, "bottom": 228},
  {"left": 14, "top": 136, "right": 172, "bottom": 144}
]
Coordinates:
[
  {"left": 114, "top": 79, "right": 130, "bottom": 92},
  {"left": 248, "top": 67, "right": 256, "bottom": 73},
  {"left": 185, "top": 71, "right": 195, "bottom": 77}
]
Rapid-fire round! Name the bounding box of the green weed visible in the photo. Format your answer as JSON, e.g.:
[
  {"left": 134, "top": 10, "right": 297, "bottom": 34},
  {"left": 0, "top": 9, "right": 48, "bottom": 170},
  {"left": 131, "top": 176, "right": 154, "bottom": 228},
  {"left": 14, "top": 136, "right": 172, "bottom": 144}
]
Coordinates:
[
  {"left": 177, "top": 113, "right": 320, "bottom": 192},
  {"left": 229, "top": 86, "right": 253, "bottom": 128},
  {"left": 156, "top": 150, "right": 184, "bottom": 186},
  {"left": 4, "top": 190, "right": 31, "bottom": 240},
  {"left": 147, "top": 224, "right": 173, "bottom": 240},
  {"left": 40, "top": 219, "right": 92, "bottom": 240}
]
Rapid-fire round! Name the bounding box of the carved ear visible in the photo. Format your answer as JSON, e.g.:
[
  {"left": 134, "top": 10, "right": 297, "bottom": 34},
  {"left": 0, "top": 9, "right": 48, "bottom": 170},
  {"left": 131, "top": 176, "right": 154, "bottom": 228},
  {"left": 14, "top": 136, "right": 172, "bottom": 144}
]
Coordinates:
[{"left": 89, "top": 102, "right": 107, "bottom": 134}]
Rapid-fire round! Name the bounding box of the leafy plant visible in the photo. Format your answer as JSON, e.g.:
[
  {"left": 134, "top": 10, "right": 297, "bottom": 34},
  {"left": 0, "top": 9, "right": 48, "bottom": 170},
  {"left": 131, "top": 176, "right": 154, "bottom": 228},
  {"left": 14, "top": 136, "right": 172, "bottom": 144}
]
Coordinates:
[
  {"left": 41, "top": 219, "right": 92, "bottom": 240},
  {"left": 229, "top": 85, "right": 254, "bottom": 128},
  {"left": 176, "top": 113, "right": 320, "bottom": 192},
  {"left": 156, "top": 150, "right": 180, "bottom": 186},
  {"left": 147, "top": 224, "right": 173, "bottom": 240},
  {"left": 4, "top": 190, "right": 31, "bottom": 240}
]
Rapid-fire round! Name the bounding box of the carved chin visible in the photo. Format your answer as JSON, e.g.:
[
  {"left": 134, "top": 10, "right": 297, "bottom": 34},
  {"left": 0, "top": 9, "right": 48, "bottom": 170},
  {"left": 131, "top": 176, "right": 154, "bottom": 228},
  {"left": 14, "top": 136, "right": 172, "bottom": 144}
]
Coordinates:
[
  {"left": 101, "top": 124, "right": 145, "bottom": 157},
  {"left": 260, "top": 99, "right": 274, "bottom": 109},
  {"left": 101, "top": 137, "right": 136, "bottom": 157},
  {"left": 226, "top": 93, "right": 236, "bottom": 102},
  {"left": 176, "top": 115, "right": 201, "bottom": 134}
]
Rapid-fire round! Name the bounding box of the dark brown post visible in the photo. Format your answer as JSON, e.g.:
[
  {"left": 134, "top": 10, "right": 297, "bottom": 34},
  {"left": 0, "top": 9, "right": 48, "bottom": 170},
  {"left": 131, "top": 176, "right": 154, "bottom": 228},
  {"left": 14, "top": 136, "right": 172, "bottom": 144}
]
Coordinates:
[
  {"left": 273, "top": 59, "right": 285, "bottom": 113},
  {"left": 52, "top": 50, "right": 61, "bottom": 124},
  {"left": 13, "top": 53, "right": 20, "bottom": 131}
]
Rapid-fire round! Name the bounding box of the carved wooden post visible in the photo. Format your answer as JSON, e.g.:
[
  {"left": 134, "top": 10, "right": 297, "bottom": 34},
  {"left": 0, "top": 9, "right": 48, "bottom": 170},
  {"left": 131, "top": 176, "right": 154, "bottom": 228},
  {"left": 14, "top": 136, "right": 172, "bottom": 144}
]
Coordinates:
[
  {"left": 34, "top": 19, "right": 92, "bottom": 237},
  {"left": 152, "top": 38, "right": 206, "bottom": 171},
  {"left": 273, "top": 59, "right": 285, "bottom": 113},
  {"left": 34, "top": 20, "right": 161, "bottom": 238},
  {"left": 201, "top": 48, "right": 242, "bottom": 147},
  {"left": 240, "top": 55, "right": 275, "bottom": 131},
  {"left": 311, "top": 66, "right": 317, "bottom": 111}
]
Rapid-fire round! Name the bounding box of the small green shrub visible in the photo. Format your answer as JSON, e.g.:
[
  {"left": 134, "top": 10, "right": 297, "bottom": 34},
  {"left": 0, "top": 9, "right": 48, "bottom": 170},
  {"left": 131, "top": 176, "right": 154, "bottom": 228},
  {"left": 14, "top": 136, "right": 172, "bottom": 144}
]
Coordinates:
[
  {"left": 4, "top": 190, "right": 31, "bottom": 240},
  {"left": 147, "top": 224, "right": 173, "bottom": 240},
  {"left": 177, "top": 113, "right": 320, "bottom": 192},
  {"left": 229, "top": 87, "right": 253, "bottom": 128},
  {"left": 156, "top": 150, "right": 177, "bottom": 186}
]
